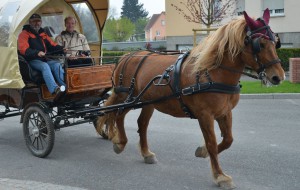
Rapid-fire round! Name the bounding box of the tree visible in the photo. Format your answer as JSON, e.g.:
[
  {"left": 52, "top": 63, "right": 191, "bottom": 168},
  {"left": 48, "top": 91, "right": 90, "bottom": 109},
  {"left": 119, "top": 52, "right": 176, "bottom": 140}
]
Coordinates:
[
  {"left": 121, "top": 0, "right": 149, "bottom": 23},
  {"left": 134, "top": 18, "right": 149, "bottom": 41},
  {"left": 171, "top": 0, "right": 236, "bottom": 28},
  {"left": 103, "top": 18, "right": 135, "bottom": 42}
]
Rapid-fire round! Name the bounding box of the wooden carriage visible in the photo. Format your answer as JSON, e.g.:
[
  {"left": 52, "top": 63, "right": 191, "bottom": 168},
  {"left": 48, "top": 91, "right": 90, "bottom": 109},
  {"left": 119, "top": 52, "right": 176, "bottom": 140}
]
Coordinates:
[{"left": 0, "top": 0, "right": 114, "bottom": 157}]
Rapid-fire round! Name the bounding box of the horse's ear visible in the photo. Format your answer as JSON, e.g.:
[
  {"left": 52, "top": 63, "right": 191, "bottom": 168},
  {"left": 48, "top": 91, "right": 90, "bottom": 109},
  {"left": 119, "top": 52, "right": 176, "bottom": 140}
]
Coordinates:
[
  {"left": 262, "top": 8, "right": 270, "bottom": 25},
  {"left": 243, "top": 11, "right": 256, "bottom": 29}
]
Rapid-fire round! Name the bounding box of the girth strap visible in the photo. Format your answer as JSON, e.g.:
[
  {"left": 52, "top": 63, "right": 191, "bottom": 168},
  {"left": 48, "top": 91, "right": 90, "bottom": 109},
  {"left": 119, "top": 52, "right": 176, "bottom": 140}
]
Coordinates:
[{"left": 172, "top": 51, "right": 196, "bottom": 119}]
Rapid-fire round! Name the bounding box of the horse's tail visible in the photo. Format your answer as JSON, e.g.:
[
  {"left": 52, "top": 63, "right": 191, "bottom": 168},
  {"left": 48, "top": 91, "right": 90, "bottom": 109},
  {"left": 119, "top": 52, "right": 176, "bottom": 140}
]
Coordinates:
[{"left": 95, "top": 91, "right": 118, "bottom": 139}]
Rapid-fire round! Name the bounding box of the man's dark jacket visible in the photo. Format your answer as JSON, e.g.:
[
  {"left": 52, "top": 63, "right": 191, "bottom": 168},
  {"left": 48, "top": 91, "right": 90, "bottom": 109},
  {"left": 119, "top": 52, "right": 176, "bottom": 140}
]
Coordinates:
[{"left": 18, "top": 25, "right": 64, "bottom": 61}]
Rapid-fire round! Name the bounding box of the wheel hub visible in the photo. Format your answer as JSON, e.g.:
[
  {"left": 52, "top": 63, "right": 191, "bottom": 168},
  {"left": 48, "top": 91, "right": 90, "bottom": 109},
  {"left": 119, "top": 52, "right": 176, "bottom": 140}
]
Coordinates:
[{"left": 32, "top": 128, "right": 40, "bottom": 137}]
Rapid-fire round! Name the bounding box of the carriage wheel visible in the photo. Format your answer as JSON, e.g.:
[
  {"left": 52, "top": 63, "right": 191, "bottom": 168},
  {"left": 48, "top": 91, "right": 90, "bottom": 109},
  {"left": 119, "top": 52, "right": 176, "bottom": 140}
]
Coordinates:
[{"left": 23, "top": 106, "right": 55, "bottom": 158}]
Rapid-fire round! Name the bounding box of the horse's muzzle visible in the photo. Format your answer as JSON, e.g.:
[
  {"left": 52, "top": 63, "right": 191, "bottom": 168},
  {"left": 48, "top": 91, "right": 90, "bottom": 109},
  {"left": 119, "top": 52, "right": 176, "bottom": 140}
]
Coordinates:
[{"left": 270, "top": 75, "right": 282, "bottom": 85}]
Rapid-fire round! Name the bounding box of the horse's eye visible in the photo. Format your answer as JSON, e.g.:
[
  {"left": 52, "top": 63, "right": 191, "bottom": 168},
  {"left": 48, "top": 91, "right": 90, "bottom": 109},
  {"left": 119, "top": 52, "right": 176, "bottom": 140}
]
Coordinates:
[{"left": 260, "top": 43, "right": 265, "bottom": 48}]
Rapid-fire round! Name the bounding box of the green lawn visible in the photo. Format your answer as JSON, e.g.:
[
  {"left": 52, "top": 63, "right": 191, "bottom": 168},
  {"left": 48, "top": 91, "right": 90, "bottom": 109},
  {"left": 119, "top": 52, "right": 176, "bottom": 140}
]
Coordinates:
[{"left": 240, "top": 81, "right": 300, "bottom": 94}]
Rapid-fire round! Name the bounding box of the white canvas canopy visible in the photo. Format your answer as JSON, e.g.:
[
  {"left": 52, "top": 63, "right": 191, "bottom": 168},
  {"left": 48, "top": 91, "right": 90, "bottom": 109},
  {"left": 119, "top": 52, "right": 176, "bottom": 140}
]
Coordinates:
[{"left": 0, "top": 0, "right": 109, "bottom": 88}]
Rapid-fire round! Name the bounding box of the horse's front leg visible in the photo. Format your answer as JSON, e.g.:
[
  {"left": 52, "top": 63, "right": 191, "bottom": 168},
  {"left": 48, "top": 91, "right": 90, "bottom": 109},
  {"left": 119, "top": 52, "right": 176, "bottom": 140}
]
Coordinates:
[
  {"left": 137, "top": 105, "right": 157, "bottom": 164},
  {"left": 198, "top": 116, "right": 236, "bottom": 189},
  {"left": 216, "top": 111, "right": 234, "bottom": 154},
  {"left": 195, "top": 111, "right": 233, "bottom": 157}
]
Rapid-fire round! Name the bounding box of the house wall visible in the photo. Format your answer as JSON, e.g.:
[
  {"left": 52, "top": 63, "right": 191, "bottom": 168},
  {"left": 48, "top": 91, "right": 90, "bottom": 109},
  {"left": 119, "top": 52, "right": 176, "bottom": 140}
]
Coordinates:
[
  {"left": 166, "top": 0, "right": 300, "bottom": 49},
  {"left": 151, "top": 13, "right": 166, "bottom": 41},
  {"left": 165, "top": 0, "right": 201, "bottom": 50},
  {"left": 145, "top": 12, "right": 166, "bottom": 41}
]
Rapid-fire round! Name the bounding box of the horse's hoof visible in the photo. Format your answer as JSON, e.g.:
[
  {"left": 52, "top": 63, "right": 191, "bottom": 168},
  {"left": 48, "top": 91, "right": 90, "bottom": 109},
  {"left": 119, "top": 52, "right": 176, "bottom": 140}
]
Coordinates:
[
  {"left": 195, "top": 146, "right": 209, "bottom": 158},
  {"left": 144, "top": 155, "right": 158, "bottom": 164},
  {"left": 218, "top": 181, "right": 236, "bottom": 190},
  {"left": 113, "top": 144, "right": 123, "bottom": 154}
]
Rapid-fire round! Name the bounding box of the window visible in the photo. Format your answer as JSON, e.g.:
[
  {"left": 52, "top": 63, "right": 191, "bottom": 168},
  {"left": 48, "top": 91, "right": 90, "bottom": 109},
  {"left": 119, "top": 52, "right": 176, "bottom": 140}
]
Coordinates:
[
  {"left": 263, "top": 0, "right": 284, "bottom": 17},
  {"left": 42, "top": 14, "right": 64, "bottom": 38},
  {"left": 72, "top": 3, "right": 99, "bottom": 42},
  {"left": 156, "top": 30, "right": 160, "bottom": 36},
  {"left": 161, "top": 20, "right": 165, "bottom": 26},
  {"left": 0, "top": 0, "right": 21, "bottom": 47}
]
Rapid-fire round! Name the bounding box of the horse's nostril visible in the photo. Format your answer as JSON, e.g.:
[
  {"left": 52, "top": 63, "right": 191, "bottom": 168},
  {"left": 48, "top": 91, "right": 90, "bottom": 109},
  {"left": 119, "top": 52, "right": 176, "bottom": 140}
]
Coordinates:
[{"left": 272, "top": 76, "right": 281, "bottom": 85}]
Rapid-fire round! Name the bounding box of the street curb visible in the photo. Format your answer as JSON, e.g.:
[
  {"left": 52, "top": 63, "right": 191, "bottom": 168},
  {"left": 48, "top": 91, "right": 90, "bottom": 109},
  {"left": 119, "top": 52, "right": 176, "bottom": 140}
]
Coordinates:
[{"left": 240, "top": 93, "right": 300, "bottom": 99}]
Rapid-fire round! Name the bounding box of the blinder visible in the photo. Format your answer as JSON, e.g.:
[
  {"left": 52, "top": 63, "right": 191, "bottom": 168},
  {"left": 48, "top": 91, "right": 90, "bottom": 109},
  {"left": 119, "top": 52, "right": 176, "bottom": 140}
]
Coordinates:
[
  {"left": 251, "top": 37, "right": 262, "bottom": 54},
  {"left": 245, "top": 17, "right": 281, "bottom": 79}
]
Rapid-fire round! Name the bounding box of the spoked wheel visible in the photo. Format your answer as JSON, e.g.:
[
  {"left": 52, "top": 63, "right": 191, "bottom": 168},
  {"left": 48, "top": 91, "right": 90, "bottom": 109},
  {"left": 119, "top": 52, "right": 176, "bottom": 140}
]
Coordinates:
[{"left": 23, "top": 106, "right": 55, "bottom": 158}]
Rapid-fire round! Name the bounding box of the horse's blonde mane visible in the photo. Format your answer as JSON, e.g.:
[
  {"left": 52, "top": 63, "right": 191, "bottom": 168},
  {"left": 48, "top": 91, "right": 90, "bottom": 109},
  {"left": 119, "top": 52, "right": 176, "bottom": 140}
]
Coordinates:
[{"left": 187, "top": 18, "right": 247, "bottom": 72}]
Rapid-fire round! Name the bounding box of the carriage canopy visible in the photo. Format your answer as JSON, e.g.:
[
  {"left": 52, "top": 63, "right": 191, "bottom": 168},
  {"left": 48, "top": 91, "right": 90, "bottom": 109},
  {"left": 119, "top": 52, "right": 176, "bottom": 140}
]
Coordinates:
[{"left": 0, "top": 0, "right": 109, "bottom": 88}]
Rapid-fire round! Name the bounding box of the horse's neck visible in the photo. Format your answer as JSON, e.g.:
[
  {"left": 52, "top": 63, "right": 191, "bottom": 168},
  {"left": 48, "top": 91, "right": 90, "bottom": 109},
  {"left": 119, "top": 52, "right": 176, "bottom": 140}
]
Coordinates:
[
  {"left": 210, "top": 56, "right": 245, "bottom": 85},
  {"left": 182, "top": 55, "right": 245, "bottom": 86}
]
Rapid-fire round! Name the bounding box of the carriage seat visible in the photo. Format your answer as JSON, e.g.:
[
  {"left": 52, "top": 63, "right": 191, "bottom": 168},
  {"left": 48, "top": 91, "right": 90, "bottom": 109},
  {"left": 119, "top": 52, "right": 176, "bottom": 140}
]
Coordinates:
[{"left": 18, "top": 55, "right": 44, "bottom": 85}]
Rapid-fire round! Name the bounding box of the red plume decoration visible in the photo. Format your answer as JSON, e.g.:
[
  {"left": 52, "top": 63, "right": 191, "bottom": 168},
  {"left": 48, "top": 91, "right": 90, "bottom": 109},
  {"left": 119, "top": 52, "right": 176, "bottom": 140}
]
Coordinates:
[{"left": 243, "top": 8, "right": 275, "bottom": 41}]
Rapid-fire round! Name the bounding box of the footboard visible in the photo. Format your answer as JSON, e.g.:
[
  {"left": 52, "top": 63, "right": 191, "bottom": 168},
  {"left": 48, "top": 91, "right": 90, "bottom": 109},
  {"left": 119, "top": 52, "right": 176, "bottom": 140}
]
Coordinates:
[
  {"left": 41, "top": 64, "right": 115, "bottom": 100},
  {"left": 66, "top": 64, "right": 115, "bottom": 94}
]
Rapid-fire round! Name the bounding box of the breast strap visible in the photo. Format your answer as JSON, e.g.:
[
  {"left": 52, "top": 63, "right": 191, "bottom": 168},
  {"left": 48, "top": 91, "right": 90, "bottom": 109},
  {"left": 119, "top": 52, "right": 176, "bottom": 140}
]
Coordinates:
[{"left": 172, "top": 51, "right": 241, "bottom": 118}]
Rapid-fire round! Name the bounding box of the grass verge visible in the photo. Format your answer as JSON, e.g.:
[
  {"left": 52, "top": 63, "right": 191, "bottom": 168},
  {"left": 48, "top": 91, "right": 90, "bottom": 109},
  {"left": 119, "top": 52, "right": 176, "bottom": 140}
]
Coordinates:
[{"left": 240, "top": 81, "right": 300, "bottom": 94}]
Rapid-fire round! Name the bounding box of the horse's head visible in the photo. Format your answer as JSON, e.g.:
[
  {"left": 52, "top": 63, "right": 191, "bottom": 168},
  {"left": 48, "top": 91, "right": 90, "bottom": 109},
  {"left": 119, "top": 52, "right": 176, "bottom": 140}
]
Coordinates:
[{"left": 242, "top": 9, "right": 285, "bottom": 85}]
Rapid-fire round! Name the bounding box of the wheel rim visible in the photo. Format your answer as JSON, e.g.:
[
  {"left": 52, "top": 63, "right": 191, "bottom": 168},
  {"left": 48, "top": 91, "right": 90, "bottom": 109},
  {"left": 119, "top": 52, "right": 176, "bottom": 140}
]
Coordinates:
[
  {"left": 26, "top": 112, "right": 49, "bottom": 151},
  {"left": 23, "top": 105, "right": 54, "bottom": 158}
]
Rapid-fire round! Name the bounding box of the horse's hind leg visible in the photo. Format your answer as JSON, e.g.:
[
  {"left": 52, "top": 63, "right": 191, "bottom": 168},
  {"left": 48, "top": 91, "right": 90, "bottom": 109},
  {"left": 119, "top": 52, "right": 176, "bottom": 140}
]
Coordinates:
[
  {"left": 112, "top": 109, "right": 130, "bottom": 154},
  {"left": 198, "top": 116, "right": 236, "bottom": 189},
  {"left": 137, "top": 105, "right": 157, "bottom": 164},
  {"left": 195, "top": 111, "right": 233, "bottom": 158}
]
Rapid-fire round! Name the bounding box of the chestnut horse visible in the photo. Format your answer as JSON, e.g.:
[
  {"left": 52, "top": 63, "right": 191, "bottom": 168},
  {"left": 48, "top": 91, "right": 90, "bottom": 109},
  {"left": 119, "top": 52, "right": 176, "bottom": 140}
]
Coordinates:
[{"left": 95, "top": 9, "right": 285, "bottom": 189}]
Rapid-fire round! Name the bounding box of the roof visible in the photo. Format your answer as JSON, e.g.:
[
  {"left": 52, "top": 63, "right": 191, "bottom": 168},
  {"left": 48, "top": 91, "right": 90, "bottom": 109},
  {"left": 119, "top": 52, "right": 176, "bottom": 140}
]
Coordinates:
[
  {"left": 0, "top": 0, "right": 109, "bottom": 89},
  {"left": 144, "top": 12, "right": 165, "bottom": 31}
]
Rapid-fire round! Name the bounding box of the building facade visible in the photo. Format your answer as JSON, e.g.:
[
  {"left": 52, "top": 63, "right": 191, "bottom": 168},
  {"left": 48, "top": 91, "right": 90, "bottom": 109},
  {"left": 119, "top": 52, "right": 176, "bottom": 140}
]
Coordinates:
[
  {"left": 145, "top": 12, "right": 166, "bottom": 41},
  {"left": 166, "top": 0, "right": 300, "bottom": 50}
]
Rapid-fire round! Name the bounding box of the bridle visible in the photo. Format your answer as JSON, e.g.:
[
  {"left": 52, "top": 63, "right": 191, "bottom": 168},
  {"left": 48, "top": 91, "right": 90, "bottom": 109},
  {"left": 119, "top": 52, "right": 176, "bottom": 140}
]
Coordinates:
[
  {"left": 220, "top": 18, "right": 281, "bottom": 81},
  {"left": 244, "top": 18, "right": 281, "bottom": 80}
]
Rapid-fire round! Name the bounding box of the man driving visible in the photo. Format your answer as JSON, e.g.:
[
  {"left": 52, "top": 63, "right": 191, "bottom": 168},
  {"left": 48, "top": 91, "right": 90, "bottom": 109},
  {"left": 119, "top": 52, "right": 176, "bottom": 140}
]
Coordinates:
[{"left": 18, "top": 13, "right": 66, "bottom": 99}]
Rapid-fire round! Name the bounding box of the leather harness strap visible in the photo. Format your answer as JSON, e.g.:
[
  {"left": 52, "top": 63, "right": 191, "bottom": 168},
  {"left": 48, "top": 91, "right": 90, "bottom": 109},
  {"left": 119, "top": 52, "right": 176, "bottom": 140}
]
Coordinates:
[
  {"left": 172, "top": 51, "right": 196, "bottom": 119},
  {"left": 171, "top": 52, "right": 241, "bottom": 118},
  {"left": 113, "top": 50, "right": 241, "bottom": 119}
]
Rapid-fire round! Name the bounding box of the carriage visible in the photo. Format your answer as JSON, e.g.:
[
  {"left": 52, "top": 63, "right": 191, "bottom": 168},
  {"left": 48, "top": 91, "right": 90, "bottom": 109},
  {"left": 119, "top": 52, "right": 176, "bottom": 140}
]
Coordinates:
[
  {"left": 1, "top": 1, "right": 286, "bottom": 188},
  {"left": 0, "top": 0, "right": 115, "bottom": 158}
]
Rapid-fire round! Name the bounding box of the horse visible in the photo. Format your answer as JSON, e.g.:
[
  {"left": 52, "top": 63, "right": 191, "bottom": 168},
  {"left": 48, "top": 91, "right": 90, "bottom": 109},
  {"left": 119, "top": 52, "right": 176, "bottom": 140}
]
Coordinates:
[{"left": 95, "top": 9, "right": 285, "bottom": 189}]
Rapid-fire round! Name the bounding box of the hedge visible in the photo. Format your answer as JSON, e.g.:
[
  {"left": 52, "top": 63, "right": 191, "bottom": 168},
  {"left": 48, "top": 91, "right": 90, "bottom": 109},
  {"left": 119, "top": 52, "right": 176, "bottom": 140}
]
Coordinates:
[
  {"left": 276, "top": 48, "right": 300, "bottom": 71},
  {"left": 102, "top": 51, "right": 129, "bottom": 64},
  {"left": 103, "top": 49, "right": 300, "bottom": 71}
]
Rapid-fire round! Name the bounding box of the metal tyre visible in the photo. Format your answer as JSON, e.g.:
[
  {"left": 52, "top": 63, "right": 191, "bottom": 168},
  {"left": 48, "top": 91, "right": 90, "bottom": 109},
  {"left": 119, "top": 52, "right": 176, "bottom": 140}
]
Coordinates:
[{"left": 23, "top": 106, "right": 55, "bottom": 158}]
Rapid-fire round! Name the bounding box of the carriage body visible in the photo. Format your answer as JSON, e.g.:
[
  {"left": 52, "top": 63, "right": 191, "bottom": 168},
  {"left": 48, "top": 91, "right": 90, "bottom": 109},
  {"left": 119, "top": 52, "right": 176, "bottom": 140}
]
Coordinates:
[{"left": 0, "top": 0, "right": 114, "bottom": 157}]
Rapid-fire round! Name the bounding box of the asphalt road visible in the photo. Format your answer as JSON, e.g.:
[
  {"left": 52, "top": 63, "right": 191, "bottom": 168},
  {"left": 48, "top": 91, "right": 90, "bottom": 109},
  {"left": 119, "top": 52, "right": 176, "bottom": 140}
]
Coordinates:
[{"left": 0, "top": 99, "right": 299, "bottom": 190}]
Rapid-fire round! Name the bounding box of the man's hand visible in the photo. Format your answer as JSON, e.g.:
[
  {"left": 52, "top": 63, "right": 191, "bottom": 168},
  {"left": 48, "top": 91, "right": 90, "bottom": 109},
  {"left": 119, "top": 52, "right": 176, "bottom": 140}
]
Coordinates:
[
  {"left": 38, "top": 51, "right": 45, "bottom": 57},
  {"left": 63, "top": 48, "right": 68, "bottom": 53},
  {"left": 68, "top": 55, "right": 77, "bottom": 60}
]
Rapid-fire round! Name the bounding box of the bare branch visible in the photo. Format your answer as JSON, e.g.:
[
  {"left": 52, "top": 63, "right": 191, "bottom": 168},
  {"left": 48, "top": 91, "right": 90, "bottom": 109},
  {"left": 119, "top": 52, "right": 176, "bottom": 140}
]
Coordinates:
[{"left": 171, "top": 0, "right": 237, "bottom": 28}]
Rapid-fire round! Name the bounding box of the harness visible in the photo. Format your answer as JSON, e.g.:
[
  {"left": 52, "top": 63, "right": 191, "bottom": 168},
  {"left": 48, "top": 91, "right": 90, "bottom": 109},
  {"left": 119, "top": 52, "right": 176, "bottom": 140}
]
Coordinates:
[
  {"left": 112, "top": 18, "right": 281, "bottom": 118},
  {"left": 243, "top": 18, "right": 281, "bottom": 81},
  {"left": 114, "top": 51, "right": 240, "bottom": 118}
]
